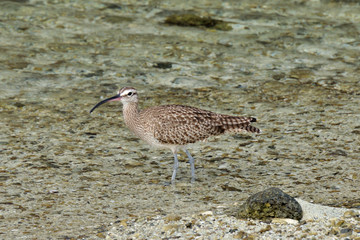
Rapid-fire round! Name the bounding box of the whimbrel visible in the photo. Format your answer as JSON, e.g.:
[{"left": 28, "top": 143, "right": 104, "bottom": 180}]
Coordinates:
[{"left": 90, "top": 87, "right": 260, "bottom": 183}]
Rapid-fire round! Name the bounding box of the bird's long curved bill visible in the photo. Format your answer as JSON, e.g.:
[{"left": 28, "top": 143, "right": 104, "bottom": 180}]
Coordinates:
[{"left": 90, "top": 94, "right": 121, "bottom": 113}]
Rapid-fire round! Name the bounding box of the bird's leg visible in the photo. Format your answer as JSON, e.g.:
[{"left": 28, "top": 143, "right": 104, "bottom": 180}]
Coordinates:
[
  {"left": 171, "top": 153, "right": 179, "bottom": 184},
  {"left": 185, "top": 149, "right": 195, "bottom": 183}
]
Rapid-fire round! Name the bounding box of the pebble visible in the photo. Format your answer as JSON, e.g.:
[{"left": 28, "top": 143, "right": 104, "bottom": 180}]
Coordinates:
[
  {"left": 106, "top": 209, "right": 360, "bottom": 240},
  {"left": 271, "top": 218, "right": 299, "bottom": 225}
]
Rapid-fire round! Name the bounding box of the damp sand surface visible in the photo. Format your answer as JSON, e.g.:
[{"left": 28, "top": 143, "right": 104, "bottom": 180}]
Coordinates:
[{"left": 0, "top": 0, "right": 359, "bottom": 238}]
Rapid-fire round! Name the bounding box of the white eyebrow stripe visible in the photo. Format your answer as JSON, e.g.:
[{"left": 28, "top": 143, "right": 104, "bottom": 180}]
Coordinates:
[{"left": 120, "top": 89, "right": 134, "bottom": 96}]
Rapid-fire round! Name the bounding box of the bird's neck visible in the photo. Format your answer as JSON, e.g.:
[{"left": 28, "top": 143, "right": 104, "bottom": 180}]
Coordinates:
[{"left": 122, "top": 102, "right": 140, "bottom": 131}]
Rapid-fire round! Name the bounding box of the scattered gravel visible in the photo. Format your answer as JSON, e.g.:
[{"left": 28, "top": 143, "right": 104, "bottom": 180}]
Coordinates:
[{"left": 106, "top": 200, "right": 360, "bottom": 239}]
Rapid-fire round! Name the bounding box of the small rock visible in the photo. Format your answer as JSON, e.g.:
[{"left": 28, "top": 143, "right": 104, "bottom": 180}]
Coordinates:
[
  {"left": 153, "top": 62, "right": 172, "bottom": 69},
  {"left": 200, "top": 211, "right": 214, "bottom": 216},
  {"left": 271, "top": 218, "right": 299, "bottom": 225},
  {"left": 198, "top": 210, "right": 214, "bottom": 220},
  {"left": 14, "top": 102, "right": 25, "bottom": 108},
  {"left": 185, "top": 222, "right": 193, "bottom": 228},
  {"left": 236, "top": 187, "right": 303, "bottom": 220},
  {"left": 272, "top": 73, "right": 286, "bottom": 80},
  {"left": 217, "top": 39, "right": 233, "bottom": 47},
  {"left": 343, "top": 210, "right": 357, "bottom": 218},
  {"left": 340, "top": 228, "right": 352, "bottom": 237},
  {"left": 162, "top": 224, "right": 181, "bottom": 232},
  {"left": 259, "top": 224, "right": 272, "bottom": 233},
  {"left": 233, "top": 230, "right": 248, "bottom": 239},
  {"left": 164, "top": 214, "right": 182, "bottom": 222}
]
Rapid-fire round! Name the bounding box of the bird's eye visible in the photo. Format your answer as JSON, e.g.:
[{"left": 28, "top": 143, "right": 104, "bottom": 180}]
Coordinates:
[{"left": 127, "top": 92, "right": 133, "bottom": 96}]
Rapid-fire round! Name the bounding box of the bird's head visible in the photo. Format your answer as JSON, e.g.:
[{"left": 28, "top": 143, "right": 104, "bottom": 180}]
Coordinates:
[{"left": 90, "top": 87, "right": 138, "bottom": 113}]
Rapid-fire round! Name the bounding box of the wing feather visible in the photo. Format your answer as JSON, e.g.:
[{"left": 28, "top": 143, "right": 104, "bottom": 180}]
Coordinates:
[{"left": 139, "top": 105, "right": 257, "bottom": 145}]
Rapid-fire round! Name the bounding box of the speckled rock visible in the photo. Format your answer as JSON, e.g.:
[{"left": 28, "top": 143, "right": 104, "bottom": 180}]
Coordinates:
[{"left": 236, "top": 187, "right": 303, "bottom": 220}]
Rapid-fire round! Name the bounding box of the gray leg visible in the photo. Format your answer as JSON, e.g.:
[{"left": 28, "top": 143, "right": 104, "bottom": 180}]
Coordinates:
[
  {"left": 171, "top": 153, "right": 179, "bottom": 184},
  {"left": 185, "top": 149, "right": 195, "bottom": 183}
]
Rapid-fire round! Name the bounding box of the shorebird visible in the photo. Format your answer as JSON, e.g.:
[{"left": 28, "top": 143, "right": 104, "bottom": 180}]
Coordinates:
[{"left": 90, "top": 87, "right": 260, "bottom": 184}]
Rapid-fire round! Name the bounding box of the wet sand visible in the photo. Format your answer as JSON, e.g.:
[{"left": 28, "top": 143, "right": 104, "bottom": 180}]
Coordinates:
[{"left": 0, "top": 0, "right": 359, "bottom": 238}]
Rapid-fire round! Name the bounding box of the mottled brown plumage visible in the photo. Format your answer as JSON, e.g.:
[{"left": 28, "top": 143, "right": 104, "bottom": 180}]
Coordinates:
[
  {"left": 90, "top": 86, "right": 260, "bottom": 183},
  {"left": 150, "top": 105, "right": 259, "bottom": 145}
]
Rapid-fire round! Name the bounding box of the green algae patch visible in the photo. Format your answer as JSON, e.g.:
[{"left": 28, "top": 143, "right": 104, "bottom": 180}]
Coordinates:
[{"left": 165, "top": 14, "right": 232, "bottom": 31}]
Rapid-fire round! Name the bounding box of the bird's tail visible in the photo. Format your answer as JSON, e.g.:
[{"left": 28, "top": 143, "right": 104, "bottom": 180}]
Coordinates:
[{"left": 220, "top": 116, "right": 261, "bottom": 134}]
